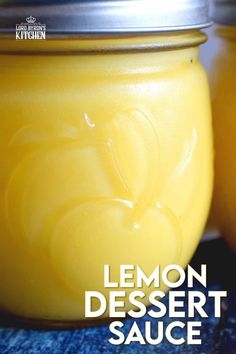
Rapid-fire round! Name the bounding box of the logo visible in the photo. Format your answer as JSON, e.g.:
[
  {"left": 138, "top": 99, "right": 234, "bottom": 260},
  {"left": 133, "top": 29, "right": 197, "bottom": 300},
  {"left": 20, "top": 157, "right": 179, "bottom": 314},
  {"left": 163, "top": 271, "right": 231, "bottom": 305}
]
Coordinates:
[
  {"left": 16, "top": 17, "right": 46, "bottom": 40},
  {"left": 26, "top": 16, "right": 37, "bottom": 24}
]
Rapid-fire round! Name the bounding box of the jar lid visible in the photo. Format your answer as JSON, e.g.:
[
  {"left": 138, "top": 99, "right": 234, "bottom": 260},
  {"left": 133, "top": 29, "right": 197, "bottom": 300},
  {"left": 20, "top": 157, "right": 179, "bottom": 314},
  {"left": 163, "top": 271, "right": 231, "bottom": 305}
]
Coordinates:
[
  {"left": 0, "top": 0, "right": 211, "bottom": 35},
  {"left": 213, "top": 0, "right": 236, "bottom": 25}
]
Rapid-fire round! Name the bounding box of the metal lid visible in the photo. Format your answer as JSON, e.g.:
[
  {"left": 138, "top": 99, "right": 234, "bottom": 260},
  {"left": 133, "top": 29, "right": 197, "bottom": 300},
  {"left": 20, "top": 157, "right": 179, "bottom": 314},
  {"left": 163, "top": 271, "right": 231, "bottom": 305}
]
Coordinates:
[
  {"left": 213, "top": 0, "right": 236, "bottom": 25},
  {"left": 0, "top": 0, "right": 211, "bottom": 35}
]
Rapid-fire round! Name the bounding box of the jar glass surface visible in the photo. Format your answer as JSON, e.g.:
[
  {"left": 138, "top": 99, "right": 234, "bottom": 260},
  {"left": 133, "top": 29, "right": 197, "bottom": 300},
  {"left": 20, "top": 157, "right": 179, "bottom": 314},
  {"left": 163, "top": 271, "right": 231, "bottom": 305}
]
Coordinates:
[
  {"left": 0, "top": 31, "right": 213, "bottom": 324},
  {"left": 210, "top": 26, "right": 236, "bottom": 251}
]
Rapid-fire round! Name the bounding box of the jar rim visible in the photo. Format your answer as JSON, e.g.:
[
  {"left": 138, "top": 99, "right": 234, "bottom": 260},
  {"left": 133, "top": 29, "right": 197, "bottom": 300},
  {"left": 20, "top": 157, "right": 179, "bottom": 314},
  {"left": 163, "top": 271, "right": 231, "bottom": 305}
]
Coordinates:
[
  {"left": 0, "top": 0, "right": 211, "bottom": 35},
  {"left": 0, "top": 31, "right": 207, "bottom": 54}
]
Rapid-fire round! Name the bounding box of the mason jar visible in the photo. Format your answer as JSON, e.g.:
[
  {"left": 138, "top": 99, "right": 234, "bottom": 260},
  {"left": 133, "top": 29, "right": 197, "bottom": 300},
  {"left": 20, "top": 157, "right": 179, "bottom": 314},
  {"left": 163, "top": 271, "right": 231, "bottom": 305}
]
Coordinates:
[
  {"left": 210, "top": 0, "right": 236, "bottom": 251},
  {"left": 0, "top": 0, "right": 213, "bottom": 325}
]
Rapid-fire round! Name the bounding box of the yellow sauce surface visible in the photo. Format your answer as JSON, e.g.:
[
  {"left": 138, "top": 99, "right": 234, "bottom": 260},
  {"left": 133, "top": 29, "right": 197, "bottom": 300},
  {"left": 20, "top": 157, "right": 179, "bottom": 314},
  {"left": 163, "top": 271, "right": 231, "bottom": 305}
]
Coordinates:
[
  {"left": 211, "top": 27, "right": 236, "bottom": 251},
  {"left": 0, "top": 35, "right": 213, "bottom": 320}
]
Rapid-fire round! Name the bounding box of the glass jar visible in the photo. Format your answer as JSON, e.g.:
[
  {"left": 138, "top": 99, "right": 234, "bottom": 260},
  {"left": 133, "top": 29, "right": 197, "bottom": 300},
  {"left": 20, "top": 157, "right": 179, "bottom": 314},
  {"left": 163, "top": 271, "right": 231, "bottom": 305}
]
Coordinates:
[
  {"left": 0, "top": 0, "right": 213, "bottom": 325},
  {"left": 211, "top": 0, "right": 236, "bottom": 251}
]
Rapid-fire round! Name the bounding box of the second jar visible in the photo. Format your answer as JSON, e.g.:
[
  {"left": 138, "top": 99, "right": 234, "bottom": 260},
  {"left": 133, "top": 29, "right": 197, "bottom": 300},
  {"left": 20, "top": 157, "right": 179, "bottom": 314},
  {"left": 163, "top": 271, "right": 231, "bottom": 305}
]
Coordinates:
[{"left": 210, "top": 0, "right": 236, "bottom": 251}]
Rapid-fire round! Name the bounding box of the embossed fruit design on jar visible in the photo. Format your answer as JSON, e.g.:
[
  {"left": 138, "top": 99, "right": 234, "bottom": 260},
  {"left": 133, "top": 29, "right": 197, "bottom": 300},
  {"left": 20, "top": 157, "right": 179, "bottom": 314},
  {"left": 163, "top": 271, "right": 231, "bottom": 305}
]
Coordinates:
[{"left": 0, "top": 0, "right": 213, "bottom": 324}]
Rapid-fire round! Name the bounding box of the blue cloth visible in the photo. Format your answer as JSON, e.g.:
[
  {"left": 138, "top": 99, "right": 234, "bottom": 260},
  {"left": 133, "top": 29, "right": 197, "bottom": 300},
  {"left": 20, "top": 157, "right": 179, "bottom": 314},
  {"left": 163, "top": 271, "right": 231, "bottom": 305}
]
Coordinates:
[{"left": 0, "top": 240, "right": 235, "bottom": 354}]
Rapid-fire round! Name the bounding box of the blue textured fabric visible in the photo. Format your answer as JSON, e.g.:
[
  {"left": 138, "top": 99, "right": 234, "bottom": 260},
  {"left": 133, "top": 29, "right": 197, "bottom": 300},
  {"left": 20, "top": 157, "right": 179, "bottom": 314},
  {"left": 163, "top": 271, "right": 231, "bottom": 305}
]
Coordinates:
[{"left": 0, "top": 240, "right": 235, "bottom": 354}]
